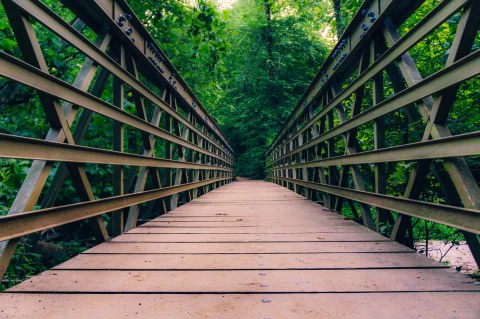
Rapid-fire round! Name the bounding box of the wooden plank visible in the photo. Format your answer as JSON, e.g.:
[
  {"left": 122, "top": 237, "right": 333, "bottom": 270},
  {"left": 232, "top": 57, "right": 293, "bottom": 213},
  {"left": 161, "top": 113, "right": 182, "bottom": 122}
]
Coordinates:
[
  {"left": 112, "top": 232, "right": 389, "bottom": 242},
  {"left": 54, "top": 252, "right": 446, "bottom": 270},
  {"left": 148, "top": 207, "right": 345, "bottom": 217},
  {"left": 1, "top": 292, "right": 479, "bottom": 319},
  {"left": 166, "top": 208, "right": 338, "bottom": 215},
  {"left": 139, "top": 220, "right": 355, "bottom": 227},
  {"left": 143, "top": 216, "right": 348, "bottom": 222},
  {"left": 8, "top": 269, "right": 479, "bottom": 293},
  {"left": 133, "top": 226, "right": 366, "bottom": 233},
  {"left": 83, "top": 241, "right": 413, "bottom": 254},
  {"left": 146, "top": 212, "right": 346, "bottom": 218}
]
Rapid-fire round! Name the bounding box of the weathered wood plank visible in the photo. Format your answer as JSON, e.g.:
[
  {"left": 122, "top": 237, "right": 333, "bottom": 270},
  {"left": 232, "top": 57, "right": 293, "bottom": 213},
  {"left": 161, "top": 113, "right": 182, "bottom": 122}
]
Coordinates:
[
  {"left": 83, "top": 241, "right": 413, "bottom": 254},
  {"left": 112, "top": 232, "right": 388, "bottom": 242},
  {"left": 8, "top": 269, "right": 478, "bottom": 293},
  {"left": 1, "top": 292, "right": 478, "bottom": 319},
  {"left": 54, "top": 252, "right": 446, "bottom": 270},
  {"left": 133, "top": 226, "right": 364, "bottom": 233},
  {"left": 139, "top": 220, "right": 354, "bottom": 227}
]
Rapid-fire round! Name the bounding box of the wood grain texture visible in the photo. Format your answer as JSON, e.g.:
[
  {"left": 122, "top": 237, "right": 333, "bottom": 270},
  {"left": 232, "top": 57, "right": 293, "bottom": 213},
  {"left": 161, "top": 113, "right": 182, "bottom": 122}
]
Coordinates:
[{"left": 1, "top": 180, "right": 479, "bottom": 318}]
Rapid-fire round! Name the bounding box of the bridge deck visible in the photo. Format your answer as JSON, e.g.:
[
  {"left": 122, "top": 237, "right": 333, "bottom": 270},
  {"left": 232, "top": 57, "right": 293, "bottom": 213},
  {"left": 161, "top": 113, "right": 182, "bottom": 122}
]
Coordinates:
[{"left": 1, "top": 180, "right": 479, "bottom": 318}]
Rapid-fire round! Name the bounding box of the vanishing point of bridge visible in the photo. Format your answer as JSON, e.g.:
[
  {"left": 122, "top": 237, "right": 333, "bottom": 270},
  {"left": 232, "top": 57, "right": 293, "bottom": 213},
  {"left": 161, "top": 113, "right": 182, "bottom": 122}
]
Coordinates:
[{"left": 1, "top": 0, "right": 480, "bottom": 317}]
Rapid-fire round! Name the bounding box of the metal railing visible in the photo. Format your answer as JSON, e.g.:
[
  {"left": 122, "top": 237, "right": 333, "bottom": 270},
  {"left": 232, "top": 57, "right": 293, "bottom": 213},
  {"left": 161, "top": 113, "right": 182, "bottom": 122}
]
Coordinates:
[
  {"left": 0, "top": 0, "right": 234, "bottom": 278},
  {"left": 266, "top": 0, "right": 480, "bottom": 266}
]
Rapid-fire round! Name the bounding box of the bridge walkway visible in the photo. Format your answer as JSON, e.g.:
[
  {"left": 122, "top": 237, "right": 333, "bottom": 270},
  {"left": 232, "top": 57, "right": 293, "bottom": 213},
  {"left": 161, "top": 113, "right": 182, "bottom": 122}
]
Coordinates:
[{"left": 0, "top": 180, "right": 479, "bottom": 318}]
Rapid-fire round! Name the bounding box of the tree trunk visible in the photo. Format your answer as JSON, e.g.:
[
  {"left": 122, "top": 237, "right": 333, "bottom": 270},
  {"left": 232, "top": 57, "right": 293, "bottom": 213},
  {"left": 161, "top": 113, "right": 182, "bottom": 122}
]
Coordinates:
[
  {"left": 264, "top": 0, "right": 275, "bottom": 79},
  {"left": 331, "top": 0, "right": 343, "bottom": 38}
]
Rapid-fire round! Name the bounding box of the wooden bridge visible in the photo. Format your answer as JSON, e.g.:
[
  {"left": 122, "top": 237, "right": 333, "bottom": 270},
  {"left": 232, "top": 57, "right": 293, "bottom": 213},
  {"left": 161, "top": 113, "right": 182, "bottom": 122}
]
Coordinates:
[
  {"left": 1, "top": 180, "right": 479, "bottom": 318},
  {"left": 1, "top": 0, "right": 480, "bottom": 317}
]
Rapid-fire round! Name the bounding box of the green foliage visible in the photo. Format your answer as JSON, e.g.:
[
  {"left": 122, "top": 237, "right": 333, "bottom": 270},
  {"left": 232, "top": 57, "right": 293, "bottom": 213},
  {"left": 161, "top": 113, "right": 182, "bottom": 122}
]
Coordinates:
[
  {"left": 413, "top": 220, "right": 462, "bottom": 241},
  {"left": 332, "top": 0, "right": 363, "bottom": 36},
  {"left": 1, "top": 238, "right": 89, "bottom": 291},
  {"left": 130, "top": 0, "right": 228, "bottom": 106},
  {"left": 0, "top": 159, "right": 31, "bottom": 215},
  {"left": 0, "top": 240, "right": 46, "bottom": 291},
  {"left": 128, "top": 0, "right": 335, "bottom": 178},
  {"left": 208, "top": 0, "right": 331, "bottom": 178}
]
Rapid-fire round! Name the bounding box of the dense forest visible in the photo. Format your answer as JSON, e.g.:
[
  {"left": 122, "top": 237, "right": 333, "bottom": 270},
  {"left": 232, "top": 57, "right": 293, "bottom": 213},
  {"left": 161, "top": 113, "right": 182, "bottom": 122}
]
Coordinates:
[
  {"left": 127, "top": 0, "right": 353, "bottom": 178},
  {"left": 1, "top": 0, "right": 479, "bottom": 289}
]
